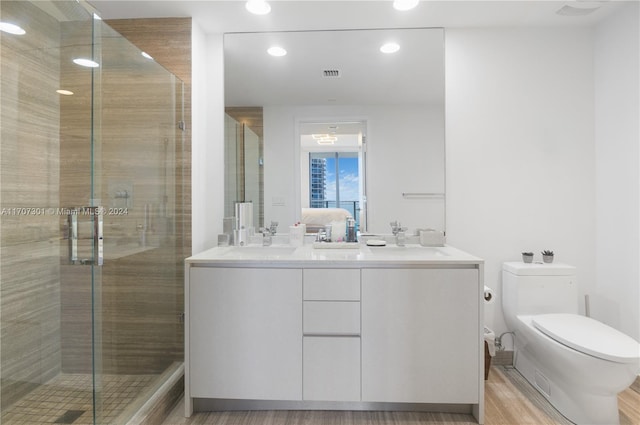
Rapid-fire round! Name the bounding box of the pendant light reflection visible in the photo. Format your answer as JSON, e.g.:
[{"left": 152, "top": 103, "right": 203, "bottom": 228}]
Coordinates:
[{"left": 312, "top": 134, "right": 337, "bottom": 145}]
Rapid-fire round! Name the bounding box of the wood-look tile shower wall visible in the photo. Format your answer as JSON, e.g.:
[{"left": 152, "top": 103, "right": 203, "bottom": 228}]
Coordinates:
[
  {"left": 0, "top": 1, "right": 63, "bottom": 409},
  {"left": 106, "top": 17, "right": 192, "bottom": 255}
]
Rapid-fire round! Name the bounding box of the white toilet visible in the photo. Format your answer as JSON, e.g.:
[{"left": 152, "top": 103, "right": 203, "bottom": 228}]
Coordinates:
[{"left": 502, "top": 262, "right": 640, "bottom": 425}]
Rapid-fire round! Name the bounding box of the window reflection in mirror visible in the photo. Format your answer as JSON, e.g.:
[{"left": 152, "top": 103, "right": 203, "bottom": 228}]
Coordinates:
[{"left": 300, "top": 121, "right": 367, "bottom": 232}]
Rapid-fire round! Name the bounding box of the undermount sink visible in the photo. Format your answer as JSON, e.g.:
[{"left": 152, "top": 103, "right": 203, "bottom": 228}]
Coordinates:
[
  {"left": 222, "top": 245, "right": 297, "bottom": 258},
  {"left": 366, "top": 245, "right": 449, "bottom": 257}
]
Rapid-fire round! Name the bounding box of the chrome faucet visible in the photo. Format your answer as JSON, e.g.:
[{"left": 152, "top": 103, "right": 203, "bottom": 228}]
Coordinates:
[
  {"left": 261, "top": 221, "right": 278, "bottom": 246},
  {"left": 261, "top": 229, "right": 272, "bottom": 246},
  {"left": 390, "top": 221, "right": 407, "bottom": 246},
  {"left": 390, "top": 221, "right": 401, "bottom": 235}
]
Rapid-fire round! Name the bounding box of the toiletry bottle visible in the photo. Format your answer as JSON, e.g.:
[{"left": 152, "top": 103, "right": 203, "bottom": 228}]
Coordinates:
[{"left": 347, "top": 218, "right": 356, "bottom": 242}]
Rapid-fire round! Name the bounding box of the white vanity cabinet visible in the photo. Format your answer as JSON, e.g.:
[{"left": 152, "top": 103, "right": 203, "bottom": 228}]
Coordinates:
[
  {"left": 362, "top": 268, "right": 480, "bottom": 403},
  {"left": 188, "top": 267, "right": 303, "bottom": 401},
  {"left": 302, "top": 269, "right": 361, "bottom": 401},
  {"left": 185, "top": 245, "right": 484, "bottom": 423}
]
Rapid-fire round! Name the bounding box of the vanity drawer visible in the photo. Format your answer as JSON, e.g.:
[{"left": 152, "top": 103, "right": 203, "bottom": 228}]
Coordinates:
[
  {"left": 303, "top": 269, "right": 360, "bottom": 301},
  {"left": 303, "top": 301, "right": 360, "bottom": 335}
]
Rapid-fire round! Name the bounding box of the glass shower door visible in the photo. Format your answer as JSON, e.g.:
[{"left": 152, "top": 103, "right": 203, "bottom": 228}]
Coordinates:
[
  {"left": 2, "top": 1, "right": 185, "bottom": 424},
  {"left": 91, "top": 19, "right": 185, "bottom": 425},
  {"left": 1, "top": 1, "right": 105, "bottom": 424}
]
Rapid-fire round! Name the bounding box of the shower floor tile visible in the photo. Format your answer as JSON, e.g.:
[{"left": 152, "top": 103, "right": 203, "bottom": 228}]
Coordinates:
[{"left": 2, "top": 373, "right": 156, "bottom": 425}]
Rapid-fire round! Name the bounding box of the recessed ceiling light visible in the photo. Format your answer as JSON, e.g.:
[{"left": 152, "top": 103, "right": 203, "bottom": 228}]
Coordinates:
[
  {"left": 380, "top": 42, "right": 400, "bottom": 54},
  {"left": 141, "top": 51, "right": 154, "bottom": 60},
  {"left": 393, "top": 0, "right": 419, "bottom": 11},
  {"left": 246, "top": 0, "right": 271, "bottom": 15},
  {"left": 73, "top": 58, "right": 99, "bottom": 68},
  {"left": 0, "top": 22, "right": 26, "bottom": 35},
  {"left": 267, "top": 46, "right": 287, "bottom": 57},
  {"left": 56, "top": 89, "right": 74, "bottom": 96}
]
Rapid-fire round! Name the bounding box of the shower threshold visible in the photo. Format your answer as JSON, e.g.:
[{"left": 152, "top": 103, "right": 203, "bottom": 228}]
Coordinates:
[{"left": 1, "top": 368, "right": 166, "bottom": 425}]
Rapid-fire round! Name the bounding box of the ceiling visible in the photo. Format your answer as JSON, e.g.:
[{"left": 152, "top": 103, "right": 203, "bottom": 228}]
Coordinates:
[
  {"left": 223, "top": 28, "right": 443, "bottom": 106},
  {"left": 87, "top": 1, "right": 630, "bottom": 106},
  {"left": 89, "top": 1, "right": 628, "bottom": 34}
]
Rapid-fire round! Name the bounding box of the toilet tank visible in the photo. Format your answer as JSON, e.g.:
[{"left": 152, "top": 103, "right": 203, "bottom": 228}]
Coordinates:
[{"left": 502, "top": 262, "right": 578, "bottom": 328}]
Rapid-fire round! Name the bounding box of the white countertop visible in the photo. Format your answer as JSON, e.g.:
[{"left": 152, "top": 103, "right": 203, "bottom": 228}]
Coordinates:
[{"left": 186, "top": 243, "right": 483, "bottom": 268}]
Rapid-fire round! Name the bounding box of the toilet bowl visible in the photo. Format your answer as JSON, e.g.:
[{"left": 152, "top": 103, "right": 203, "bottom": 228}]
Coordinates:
[
  {"left": 513, "top": 314, "right": 638, "bottom": 424},
  {"left": 502, "top": 262, "right": 640, "bottom": 425}
]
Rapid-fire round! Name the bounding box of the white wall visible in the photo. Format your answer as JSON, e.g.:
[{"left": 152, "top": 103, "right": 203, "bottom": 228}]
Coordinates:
[
  {"left": 445, "top": 27, "right": 596, "bottom": 344},
  {"left": 192, "top": 28, "right": 224, "bottom": 253},
  {"left": 263, "top": 104, "right": 445, "bottom": 233},
  {"left": 594, "top": 2, "right": 640, "bottom": 342}
]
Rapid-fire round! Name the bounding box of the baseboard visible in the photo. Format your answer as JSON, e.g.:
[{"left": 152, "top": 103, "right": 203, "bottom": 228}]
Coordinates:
[{"left": 193, "top": 398, "right": 474, "bottom": 414}]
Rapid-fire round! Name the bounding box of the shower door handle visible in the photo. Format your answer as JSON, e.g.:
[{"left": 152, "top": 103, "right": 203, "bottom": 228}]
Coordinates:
[
  {"left": 67, "top": 206, "right": 104, "bottom": 266},
  {"left": 69, "top": 212, "right": 78, "bottom": 263}
]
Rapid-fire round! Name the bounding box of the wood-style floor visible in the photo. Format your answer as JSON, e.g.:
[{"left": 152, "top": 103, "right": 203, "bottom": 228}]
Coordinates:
[{"left": 161, "top": 367, "right": 640, "bottom": 425}]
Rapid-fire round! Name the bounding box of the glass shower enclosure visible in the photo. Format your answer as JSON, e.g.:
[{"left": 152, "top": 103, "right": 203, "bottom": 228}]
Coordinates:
[{"left": 1, "top": 1, "right": 185, "bottom": 424}]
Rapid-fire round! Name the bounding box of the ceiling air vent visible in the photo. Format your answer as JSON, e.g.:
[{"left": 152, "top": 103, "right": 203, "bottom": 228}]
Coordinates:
[{"left": 323, "top": 69, "right": 341, "bottom": 78}]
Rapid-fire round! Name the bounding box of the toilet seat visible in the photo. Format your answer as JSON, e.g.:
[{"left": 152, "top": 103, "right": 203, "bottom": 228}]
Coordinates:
[{"left": 532, "top": 313, "right": 640, "bottom": 364}]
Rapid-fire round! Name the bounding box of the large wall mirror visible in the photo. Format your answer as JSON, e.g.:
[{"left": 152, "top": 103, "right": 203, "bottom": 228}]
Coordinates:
[{"left": 224, "top": 28, "right": 445, "bottom": 234}]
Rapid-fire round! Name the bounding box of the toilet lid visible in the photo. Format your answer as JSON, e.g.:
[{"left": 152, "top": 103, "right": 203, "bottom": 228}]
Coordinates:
[{"left": 532, "top": 313, "right": 640, "bottom": 363}]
